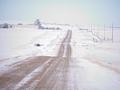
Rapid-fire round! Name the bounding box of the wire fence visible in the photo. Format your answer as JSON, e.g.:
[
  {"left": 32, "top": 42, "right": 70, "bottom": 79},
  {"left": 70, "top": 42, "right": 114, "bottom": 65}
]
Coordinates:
[{"left": 87, "top": 25, "right": 120, "bottom": 42}]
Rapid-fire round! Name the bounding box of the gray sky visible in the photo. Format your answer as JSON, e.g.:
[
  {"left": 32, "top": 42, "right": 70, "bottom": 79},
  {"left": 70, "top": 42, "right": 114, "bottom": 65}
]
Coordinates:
[{"left": 0, "top": 0, "right": 120, "bottom": 25}]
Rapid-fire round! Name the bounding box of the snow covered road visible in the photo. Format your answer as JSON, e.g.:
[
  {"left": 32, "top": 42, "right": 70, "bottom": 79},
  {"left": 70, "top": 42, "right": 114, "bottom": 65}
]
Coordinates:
[{"left": 0, "top": 27, "right": 120, "bottom": 90}]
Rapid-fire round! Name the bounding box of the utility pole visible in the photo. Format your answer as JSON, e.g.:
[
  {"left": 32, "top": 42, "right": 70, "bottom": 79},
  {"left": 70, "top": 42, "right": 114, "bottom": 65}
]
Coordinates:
[
  {"left": 104, "top": 24, "right": 105, "bottom": 40},
  {"left": 111, "top": 24, "right": 113, "bottom": 42},
  {"left": 91, "top": 24, "right": 93, "bottom": 33}
]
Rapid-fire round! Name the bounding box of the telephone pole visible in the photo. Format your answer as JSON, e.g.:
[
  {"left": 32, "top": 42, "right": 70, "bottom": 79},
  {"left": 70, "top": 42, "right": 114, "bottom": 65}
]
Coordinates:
[{"left": 111, "top": 24, "right": 113, "bottom": 42}]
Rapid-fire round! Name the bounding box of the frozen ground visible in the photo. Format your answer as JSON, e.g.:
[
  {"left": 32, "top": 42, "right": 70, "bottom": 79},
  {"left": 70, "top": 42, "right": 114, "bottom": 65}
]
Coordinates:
[{"left": 0, "top": 24, "right": 120, "bottom": 90}]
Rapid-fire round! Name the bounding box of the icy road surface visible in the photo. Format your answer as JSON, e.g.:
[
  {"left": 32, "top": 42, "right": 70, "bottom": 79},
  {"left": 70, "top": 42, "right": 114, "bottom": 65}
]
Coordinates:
[{"left": 0, "top": 27, "right": 120, "bottom": 90}]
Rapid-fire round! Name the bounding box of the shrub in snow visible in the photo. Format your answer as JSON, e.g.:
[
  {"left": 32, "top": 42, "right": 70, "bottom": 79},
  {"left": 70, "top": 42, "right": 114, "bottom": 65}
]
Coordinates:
[
  {"left": 35, "top": 43, "right": 42, "bottom": 47},
  {"left": 2, "top": 23, "right": 9, "bottom": 28},
  {"left": 18, "top": 23, "right": 23, "bottom": 25}
]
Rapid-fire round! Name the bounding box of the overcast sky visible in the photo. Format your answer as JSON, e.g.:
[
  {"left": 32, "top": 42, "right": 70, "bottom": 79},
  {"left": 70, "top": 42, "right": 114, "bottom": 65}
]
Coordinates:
[{"left": 0, "top": 0, "right": 120, "bottom": 25}]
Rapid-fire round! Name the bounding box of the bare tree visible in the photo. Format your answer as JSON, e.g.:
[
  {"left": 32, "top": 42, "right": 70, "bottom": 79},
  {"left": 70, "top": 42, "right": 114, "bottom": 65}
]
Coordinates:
[{"left": 34, "top": 19, "right": 42, "bottom": 29}]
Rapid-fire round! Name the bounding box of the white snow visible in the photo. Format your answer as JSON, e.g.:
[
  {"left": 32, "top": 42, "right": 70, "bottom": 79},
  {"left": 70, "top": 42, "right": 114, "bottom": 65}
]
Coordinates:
[
  {"left": 70, "top": 27, "right": 120, "bottom": 90},
  {"left": 67, "top": 58, "right": 120, "bottom": 90},
  {"left": 0, "top": 25, "right": 67, "bottom": 75},
  {"left": 0, "top": 24, "right": 120, "bottom": 90},
  {"left": 71, "top": 27, "right": 120, "bottom": 69},
  {"left": 0, "top": 26, "right": 67, "bottom": 59}
]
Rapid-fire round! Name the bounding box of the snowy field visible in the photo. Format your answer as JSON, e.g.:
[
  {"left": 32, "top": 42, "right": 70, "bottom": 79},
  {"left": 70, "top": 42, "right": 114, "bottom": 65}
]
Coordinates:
[
  {"left": 0, "top": 25, "right": 67, "bottom": 59},
  {"left": 0, "top": 25, "right": 68, "bottom": 75},
  {"left": 0, "top": 24, "right": 120, "bottom": 90},
  {"left": 0, "top": 24, "right": 120, "bottom": 70},
  {"left": 0, "top": 24, "right": 120, "bottom": 66},
  {"left": 71, "top": 27, "right": 120, "bottom": 71}
]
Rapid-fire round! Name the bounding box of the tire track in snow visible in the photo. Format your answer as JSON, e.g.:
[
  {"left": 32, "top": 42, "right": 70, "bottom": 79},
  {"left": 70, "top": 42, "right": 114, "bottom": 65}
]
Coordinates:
[
  {"left": 0, "top": 30, "right": 72, "bottom": 90},
  {"left": 13, "top": 31, "right": 71, "bottom": 90},
  {"left": 14, "top": 58, "right": 53, "bottom": 90}
]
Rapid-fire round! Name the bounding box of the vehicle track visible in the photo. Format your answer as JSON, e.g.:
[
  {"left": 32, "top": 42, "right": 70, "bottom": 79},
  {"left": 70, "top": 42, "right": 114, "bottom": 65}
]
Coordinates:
[{"left": 0, "top": 30, "right": 72, "bottom": 90}]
